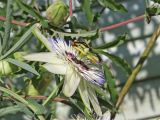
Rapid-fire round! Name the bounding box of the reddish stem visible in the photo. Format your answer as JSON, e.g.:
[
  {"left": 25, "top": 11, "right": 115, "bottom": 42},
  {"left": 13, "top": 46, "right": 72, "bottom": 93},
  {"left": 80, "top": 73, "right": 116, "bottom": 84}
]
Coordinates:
[
  {"left": 69, "top": 0, "right": 73, "bottom": 17},
  {"left": 0, "top": 16, "right": 28, "bottom": 27},
  {"left": 100, "top": 15, "right": 144, "bottom": 32},
  {"left": 0, "top": 15, "right": 145, "bottom": 31},
  {"left": 2, "top": 95, "right": 69, "bottom": 104},
  {"left": 25, "top": 96, "right": 67, "bottom": 102}
]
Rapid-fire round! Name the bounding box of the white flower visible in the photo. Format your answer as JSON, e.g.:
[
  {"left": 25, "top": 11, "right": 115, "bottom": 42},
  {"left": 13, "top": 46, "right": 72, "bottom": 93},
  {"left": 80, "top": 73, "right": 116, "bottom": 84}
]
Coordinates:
[{"left": 24, "top": 37, "right": 105, "bottom": 115}]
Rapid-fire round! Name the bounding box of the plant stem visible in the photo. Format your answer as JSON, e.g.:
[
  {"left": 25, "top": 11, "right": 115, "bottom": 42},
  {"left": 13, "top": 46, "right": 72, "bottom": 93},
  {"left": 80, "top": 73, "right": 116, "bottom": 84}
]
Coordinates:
[
  {"left": 100, "top": 15, "right": 144, "bottom": 32},
  {"left": 42, "top": 80, "right": 63, "bottom": 106},
  {"left": 113, "top": 25, "right": 160, "bottom": 118},
  {"left": 0, "top": 16, "right": 28, "bottom": 26},
  {"left": 69, "top": 0, "right": 73, "bottom": 17},
  {"left": 0, "top": 15, "right": 144, "bottom": 31}
]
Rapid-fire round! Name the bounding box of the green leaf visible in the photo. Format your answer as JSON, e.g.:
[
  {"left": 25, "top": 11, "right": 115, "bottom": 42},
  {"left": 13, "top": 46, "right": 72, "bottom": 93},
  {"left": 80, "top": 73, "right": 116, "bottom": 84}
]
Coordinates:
[
  {"left": 0, "top": 24, "right": 35, "bottom": 60},
  {"left": 151, "top": 0, "right": 160, "bottom": 3},
  {"left": 27, "top": 99, "right": 46, "bottom": 115},
  {"left": 95, "top": 33, "right": 127, "bottom": 49},
  {"left": 0, "top": 33, "right": 2, "bottom": 55},
  {"left": 0, "top": 86, "right": 45, "bottom": 120},
  {"left": 94, "top": 50, "right": 132, "bottom": 75},
  {"left": 69, "top": 98, "right": 93, "bottom": 119},
  {"left": 42, "top": 80, "right": 63, "bottom": 106},
  {"left": 71, "top": 16, "right": 89, "bottom": 30},
  {"left": 51, "top": 28, "right": 99, "bottom": 39},
  {"left": 2, "top": 0, "right": 12, "bottom": 53},
  {"left": 81, "top": 0, "right": 94, "bottom": 23},
  {"left": 15, "top": 0, "right": 48, "bottom": 27},
  {"left": 103, "top": 63, "right": 118, "bottom": 104},
  {"left": 145, "top": 7, "right": 160, "bottom": 23},
  {"left": 0, "top": 105, "right": 22, "bottom": 117},
  {"left": 91, "top": 84, "right": 113, "bottom": 106},
  {"left": 15, "top": 101, "right": 34, "bottom": 117},
  {"left": 6, "top": 58, "right": 40, "bottom": 76},
  {"left": 98, "top": 0, "right": 127, "bottom": 13}
]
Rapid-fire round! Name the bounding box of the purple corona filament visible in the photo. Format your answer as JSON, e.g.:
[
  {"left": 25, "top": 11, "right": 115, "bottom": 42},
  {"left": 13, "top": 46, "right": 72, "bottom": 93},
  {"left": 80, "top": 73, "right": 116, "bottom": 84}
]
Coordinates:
[{"left": 48, "top": 37, "right": 105, "bottom": 86}]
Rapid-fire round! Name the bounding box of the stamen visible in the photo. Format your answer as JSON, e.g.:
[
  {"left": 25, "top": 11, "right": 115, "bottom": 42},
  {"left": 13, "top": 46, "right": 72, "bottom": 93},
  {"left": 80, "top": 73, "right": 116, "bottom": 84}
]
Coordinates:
[{"left": 48, "top": 37, "right": 105, "bottom": 86}]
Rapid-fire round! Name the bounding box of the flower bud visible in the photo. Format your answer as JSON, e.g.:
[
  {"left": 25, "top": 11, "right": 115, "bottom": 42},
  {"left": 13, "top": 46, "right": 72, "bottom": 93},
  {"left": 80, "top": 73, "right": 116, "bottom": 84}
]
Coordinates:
[
  {"left": 0, "top": 60, "right": 17, "bottom": 76},
  {"left": 46, "top": 0, "right": 69, "bottom": 27}
]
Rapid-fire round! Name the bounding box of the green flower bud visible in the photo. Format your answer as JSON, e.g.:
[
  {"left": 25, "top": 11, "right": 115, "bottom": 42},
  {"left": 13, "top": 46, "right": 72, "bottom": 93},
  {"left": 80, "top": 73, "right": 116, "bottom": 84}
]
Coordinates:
[
  {"left": 25, "top": 79, "right": 39, "bottom": 96},
  {"left": 14, "top": 52, "right": 27, "bottom": 61},
  {"left": 0, "top": 60, "right": 17, "bottom": 76},
  {"left": 46, "top": 0, "right": 69, "bottom": 27}
]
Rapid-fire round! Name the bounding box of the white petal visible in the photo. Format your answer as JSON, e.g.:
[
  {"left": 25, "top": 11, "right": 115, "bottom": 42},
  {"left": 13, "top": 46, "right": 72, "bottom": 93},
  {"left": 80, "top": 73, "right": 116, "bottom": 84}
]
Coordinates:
[
  {"left": 43, "top": 63, "right": 68, "bottom": 74},
  {"left": 99, "top": 111, "right": 111, "bottom": 120},
  {"left": 78, "top": 80, "right": 91, "bottom": 111},
  {"left": 49, "top": 37, "right": 77, "bottom": 57},
  {"left": 63, "top": 66, "right": 80, "bottom": 97},
  {"left": 88, "top": 87, "right": 102, "bottom": 116},
  {"left": 24, "top": 52, "right": 64, "bottom": 64}
]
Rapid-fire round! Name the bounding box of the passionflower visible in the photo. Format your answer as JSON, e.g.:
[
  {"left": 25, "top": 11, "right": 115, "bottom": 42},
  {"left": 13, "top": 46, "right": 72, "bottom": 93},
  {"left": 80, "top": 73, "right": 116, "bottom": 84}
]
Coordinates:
[{"left": 24, "top": 37, "right": 105, "bottom": 115}]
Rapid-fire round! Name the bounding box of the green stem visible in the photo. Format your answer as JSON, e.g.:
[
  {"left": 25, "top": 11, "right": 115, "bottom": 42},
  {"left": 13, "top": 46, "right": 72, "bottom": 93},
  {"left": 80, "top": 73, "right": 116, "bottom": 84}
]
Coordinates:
[
  {"left": 115, "top": 25, "right": 160, "bottom": 113},
  {"left": 2, "top": 0, "right": 12, "bottom": 52},
  {"left": 42, "top": 80, "right": 63, "bottom": 106},
  {"left": 0, "top": 86, "right": 45, "bottom": 120}
]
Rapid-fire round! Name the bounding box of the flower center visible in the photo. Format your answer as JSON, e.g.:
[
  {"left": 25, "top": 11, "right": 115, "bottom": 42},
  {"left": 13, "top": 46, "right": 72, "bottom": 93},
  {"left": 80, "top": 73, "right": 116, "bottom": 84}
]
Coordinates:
[{"left": 65, "top": 51, "right": 89, "bottom": 71}]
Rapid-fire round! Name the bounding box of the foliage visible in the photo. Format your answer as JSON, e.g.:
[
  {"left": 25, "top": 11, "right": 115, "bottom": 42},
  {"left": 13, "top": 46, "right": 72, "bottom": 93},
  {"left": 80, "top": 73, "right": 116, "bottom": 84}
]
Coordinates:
[
  {"left": 145, "top": 0, "right": 160, "bottom": 23},
  {"left": 0, "top": 0, "right": 159, "bottom": 120}
]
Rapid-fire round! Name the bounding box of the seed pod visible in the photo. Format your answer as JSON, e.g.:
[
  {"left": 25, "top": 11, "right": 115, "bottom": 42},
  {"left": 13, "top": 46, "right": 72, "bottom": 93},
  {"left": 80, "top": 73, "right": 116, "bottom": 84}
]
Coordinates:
[{"left": 46, "top": 0, "right": 69, "bottom": 27}]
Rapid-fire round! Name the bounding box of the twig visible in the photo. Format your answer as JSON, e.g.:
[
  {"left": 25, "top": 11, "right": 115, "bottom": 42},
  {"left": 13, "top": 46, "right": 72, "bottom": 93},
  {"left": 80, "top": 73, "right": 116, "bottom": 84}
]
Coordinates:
[
  {"left": 0, "top": 15, "right": 145, "bottom": 31},
  {"left": 0, "top": 16, "right": 28, "bottom": 27},
  {"left": 112, "top": 25, "right": 160, "bottom": 119},
  {"left": 1, "top": 95, "right": 68, "bottom": 104},
  {"left": 69, "top": 0, "right": 73, "bottom": 17},
  {"left": 25, "top": 96, "right": 67, "bottom": 102},
  {"left": 100, "top": 15, "right": 144, "bottom": 31}
]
